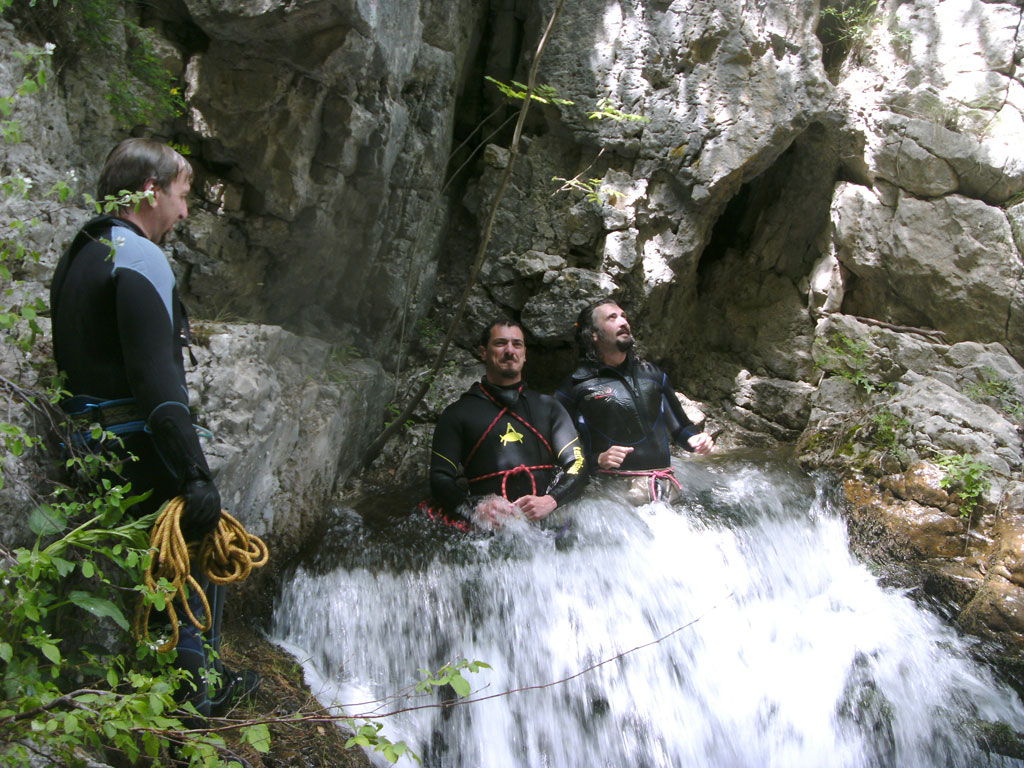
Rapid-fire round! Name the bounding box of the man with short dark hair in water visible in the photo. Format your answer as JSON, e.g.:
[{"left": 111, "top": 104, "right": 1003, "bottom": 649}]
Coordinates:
[
  {"left": 556, "top": 299, "right": 713, "bottom": 504},
  {"left": 50, "top": 138, "right": 256, "bottom": 718},
  {"left": 429, "top": 320, "right": 587, "bottom": 527}
]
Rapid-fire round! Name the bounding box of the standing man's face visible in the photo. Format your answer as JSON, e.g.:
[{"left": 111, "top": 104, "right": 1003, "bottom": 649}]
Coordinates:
[
  {"left": 146, "top": 173, "right": 190, "bottom": 245},
  {"left": 480, "top": 324, "right": 526, "bottom": 385},
  {"left": 592, "top": 303, "right": 634, "bottom": 358}
]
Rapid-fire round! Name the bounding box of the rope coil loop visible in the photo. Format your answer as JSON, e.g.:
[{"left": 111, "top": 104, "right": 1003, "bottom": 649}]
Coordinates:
[{"left": 133, "top": 497, "right": 269, "bottom": 652}]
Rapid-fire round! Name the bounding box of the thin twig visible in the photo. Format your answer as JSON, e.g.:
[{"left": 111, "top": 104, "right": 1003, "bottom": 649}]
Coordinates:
[
  {"left": 825, "top": 312, "right": 948, "bottom": 341},
  {"left": 162, "top": 592, "right": 733, "bottom": 737}
]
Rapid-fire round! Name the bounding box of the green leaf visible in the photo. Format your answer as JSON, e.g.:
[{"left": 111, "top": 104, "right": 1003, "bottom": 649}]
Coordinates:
[
  {"left": 0, "top": 641, "right": 12, "bottom": 663},
  {"left": 241, "top": 723, "right": 271, "bottom": 753},
  {"left": 63, "top": 712, "right": 80, "bottom": 734},
  {"left": 40, "top": 642, "right": 61, "bottom": 664},
  {"left": 448, "top": 672, "right": 471, "bottom": 697},
  {"left": 81, "top": 559, "right": 95, "bottom": 578},
  {"left": 69, "top": 591, "right": 130, "bottom": 630},
  {"left": 29, "top": 505, "right": 67, "bottom": 536},
  {"left": 143, "top": 731, "right": 160, "bottom": 757}
]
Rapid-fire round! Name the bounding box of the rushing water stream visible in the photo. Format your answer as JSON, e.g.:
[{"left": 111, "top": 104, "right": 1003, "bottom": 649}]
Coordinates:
[{"left": 272, "top": 453, "right": 1024, "bottom": 767}]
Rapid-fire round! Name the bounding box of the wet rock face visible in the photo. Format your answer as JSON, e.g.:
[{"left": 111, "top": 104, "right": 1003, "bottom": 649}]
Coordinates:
[
  {"left": 149, "top": 0, "right": 484, "bottom": 352},
  {"left": 833, "top": 185, "right": 1024, "bottom": 359},
  {"left": 193, "top": 324, "right": 388, "bottom": 596},
  {"left": 800, "top": 312, "right": 1024, "bottom": 647}
]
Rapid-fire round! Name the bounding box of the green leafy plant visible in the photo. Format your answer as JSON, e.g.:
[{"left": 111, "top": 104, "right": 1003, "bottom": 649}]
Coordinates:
[
  {"left": 485, "top": 75, "right": 574, "bottom": 106},
  {"left": 8, "top": 0, "right": 185, "bottom": 127},
  {"left": 818, "top": 0, "right": 883, "bottom": 75},
  {"left": 384, "top": 402, "right": 415, "bottom": 430},
  {"left": 415, "top": 658, "right": 491, "bottom": 698},
  {"left": 935, "top": 453, "right": 992, "bottom": 520},
  {"left": 816, "top": 332, "right": 892, "bottom": 395},
  {"left": 345, "top": 720, "right": 416, "bottom": 764},
  {"left": 551, "top": 174, "right": 625, "bottom": 206},
  {"left": 966, "top": 366, "right": 1023, "bottom": 421},
  {"left": 867, "top": 409, "right": 909, "bottom": 456},
  {"left": 587, "top": 98, "right": 650, "bottom": 123},
  {"left": 0, "top": 41, "right": 53, "bottom": 143},
  {"left": 416, "top": 317, "right": 445, "bottom": 351},
  {"left": 324, "top": 344, "right": 363, "bottom": 386},
  {"left": 821, "top": 0, "right": 879, "bottom": 45},
  {"left": 343, "top": 659, "right": 491, "bottom": 764}
]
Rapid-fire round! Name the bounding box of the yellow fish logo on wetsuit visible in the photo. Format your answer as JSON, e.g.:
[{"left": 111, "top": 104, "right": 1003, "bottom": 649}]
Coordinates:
[{"left": 499, "top": 423, "right": 524, "bottom": 446}]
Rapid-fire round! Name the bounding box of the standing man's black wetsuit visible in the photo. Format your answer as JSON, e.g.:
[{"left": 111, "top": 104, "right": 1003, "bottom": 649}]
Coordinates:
[
  {"left": 430, "top": 379, "right": 586, "bottom": 519},
  {"left": 555, "top": 355, "right": 701, "bottom": 473},
  {"left": 50, "top": 214, "right": 215, "bottom": 517},
  {"left": 48, "top": 137, "right": 255, "bottom": 720}
]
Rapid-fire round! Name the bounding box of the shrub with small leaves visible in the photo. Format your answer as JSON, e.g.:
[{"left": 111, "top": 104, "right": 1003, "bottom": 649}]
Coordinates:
[
  {"left": 816, "top": 332, "right": 892, "bottom": 396},
  {"left": 966, "top": 366, "right": 1024, "bottom": 422},
  {"left": 935, "top": 453, "right": 991, "bottom": 520}
]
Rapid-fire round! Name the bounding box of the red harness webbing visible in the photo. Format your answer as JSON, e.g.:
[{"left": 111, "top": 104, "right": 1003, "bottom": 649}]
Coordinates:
[
  {"left": 418, "top": 500, "right": 472, "bottom": 532},
  {"left": 598, "top": 467, "right": 682, "bottom": 500},
  {"left": 468, "top": 463, "right": 555, "bottom": 500},
  {"left": 465, "top": 384, "right": 556, "bottom": 501}
]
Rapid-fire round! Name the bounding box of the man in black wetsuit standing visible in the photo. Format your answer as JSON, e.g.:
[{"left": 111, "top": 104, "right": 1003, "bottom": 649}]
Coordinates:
[
  {"left": 50, "top": 138, "right": 253, "bottom": 717},
  {"left": 556, "top": 299, "right": 713, "bottom": 504},
  {"left": 430, "top": 320, "right": 586, "bottom": 527}
]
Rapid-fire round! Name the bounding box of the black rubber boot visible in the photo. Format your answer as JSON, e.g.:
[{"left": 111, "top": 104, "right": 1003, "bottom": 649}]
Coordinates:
[{"left": 209, "top": 667, "right": 261, "bottom": 716}]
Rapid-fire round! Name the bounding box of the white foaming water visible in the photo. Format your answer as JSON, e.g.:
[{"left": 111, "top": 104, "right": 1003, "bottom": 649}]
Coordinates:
[{"left": 272, "top": 455, "right": 1024, "bottom": 767}]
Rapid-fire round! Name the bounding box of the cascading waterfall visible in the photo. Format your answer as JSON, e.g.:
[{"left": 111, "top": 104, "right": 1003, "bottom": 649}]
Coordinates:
[{"left": 272, "top": 453, "right": 1024, "bottom": 767}]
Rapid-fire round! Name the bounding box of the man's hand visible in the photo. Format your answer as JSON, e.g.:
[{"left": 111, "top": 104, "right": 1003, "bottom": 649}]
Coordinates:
[
  {"left": 598, "top": 445, "right": 634, "bottom": 469},
  {"left": 687, "top": 432, "right": 714, "bottom": 454},
  {"left": 181, "top": 478, "right": 222, "bottom": 541},
  {"left": 515, "top": 494, "right": 557, "bottom": 521},
  {"left": 474, "top": 495, "right": 519, "bottom": 528}
]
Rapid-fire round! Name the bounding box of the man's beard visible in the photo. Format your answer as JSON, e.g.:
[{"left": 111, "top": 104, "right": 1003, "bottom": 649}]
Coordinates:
[
  {"left": 497, "top": 357, "right": 520, "bottom": 379},
  {"left": 596, "top": 327, "right": 634, "bottom": 355}
]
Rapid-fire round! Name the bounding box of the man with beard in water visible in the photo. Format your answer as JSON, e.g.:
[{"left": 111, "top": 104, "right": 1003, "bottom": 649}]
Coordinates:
[
  {"left": 429, "top": 320, "right": 587, "bottom": 527},
  {"left": 556, "top": 299, "right": 713, "bottom": 504}
]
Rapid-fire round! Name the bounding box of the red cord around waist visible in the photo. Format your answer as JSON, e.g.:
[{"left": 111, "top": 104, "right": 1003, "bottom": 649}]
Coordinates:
[
  {"left": 598, "top": 467, "right": 681, "bottom": 500},
  {"left": 469, "top": 463, "right": 555, "bottom": 500}
]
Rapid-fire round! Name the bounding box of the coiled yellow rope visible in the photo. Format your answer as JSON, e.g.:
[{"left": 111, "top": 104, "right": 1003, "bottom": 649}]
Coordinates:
[{"left": 133, "top": 497, "right": 269, "bottom": 652}]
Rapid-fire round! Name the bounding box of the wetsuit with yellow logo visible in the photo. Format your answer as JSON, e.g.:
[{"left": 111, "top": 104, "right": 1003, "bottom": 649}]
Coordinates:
[{"left": 429, "top": 379, "right": 587, "bottom": 518}]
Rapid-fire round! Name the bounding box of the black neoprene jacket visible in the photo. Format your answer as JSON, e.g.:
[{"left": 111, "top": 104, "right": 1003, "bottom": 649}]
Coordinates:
[
  {"left": 50, "top": 215, "right": 213, "bottom": 507},
  {"left": 429, "top": 379, "right": 587, "bottom": 517},
  {"left": 555, "top": 355, "right": 700, "bottom": 472}
]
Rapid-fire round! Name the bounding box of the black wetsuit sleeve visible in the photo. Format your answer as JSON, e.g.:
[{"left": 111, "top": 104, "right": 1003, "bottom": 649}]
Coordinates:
[
  {"left": 429, "top": 407, "right": 469, "bottom": 515},
  {"left": 545, "top": 398, "right": 587, "bottom": 504},
  {"left": 115, "top": 268, "right": 211, "bottom": 483},
  {"left": 661, "top": 374, "right": 700, "bottom": 451}
]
